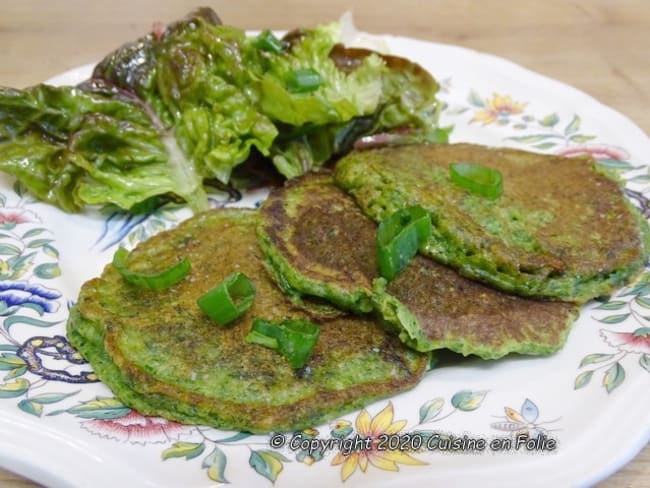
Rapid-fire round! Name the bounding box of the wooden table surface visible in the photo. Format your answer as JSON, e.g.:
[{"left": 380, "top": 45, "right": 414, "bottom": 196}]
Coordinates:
[{"left": 0, "top": 1, "right": 648, "bottom": 486}]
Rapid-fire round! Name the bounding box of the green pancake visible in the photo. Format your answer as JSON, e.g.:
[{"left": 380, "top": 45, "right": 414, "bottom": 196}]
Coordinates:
[
  {"left": 67, "top": 208, "right": 427, "bottom": 433},
  {"left": 334, "top": 143, "right": 650, "bottom": 302},
  {"left": 258, "top": 173, "right": 376, "bottom": 314},
  {"left": 258, "top": 173, "right": 578, "bottom": 359}
]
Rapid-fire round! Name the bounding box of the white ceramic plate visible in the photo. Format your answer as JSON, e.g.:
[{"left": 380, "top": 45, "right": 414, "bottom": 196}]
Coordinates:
[{"left": 0, "top": 34, "right": 649, "bottom": 488}]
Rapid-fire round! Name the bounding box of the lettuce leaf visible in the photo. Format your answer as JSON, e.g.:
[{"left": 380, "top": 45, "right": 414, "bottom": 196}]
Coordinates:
[
  {"left": 0, "top": 85, "right": 207, "bottom": 212},
  {"left": 259, "top": 23, "right": 385, "bottom": 126},
  {"left": 265, "top": 38, "right": 445, "bottom": 178},
  {"left": 0, "top": 8, "right": 445, "bottom": 212},
  {"left": 95, "top": 9, "right": 278, "bottom": 185}
]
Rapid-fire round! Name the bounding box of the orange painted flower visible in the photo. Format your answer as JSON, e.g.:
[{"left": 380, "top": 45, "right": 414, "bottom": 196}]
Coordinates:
[
  {"left": 471, "top": 93, "right": 527, "bottom": 125},
  {"left": 331, "top": 403, "right": 426, "bottom": 481}
]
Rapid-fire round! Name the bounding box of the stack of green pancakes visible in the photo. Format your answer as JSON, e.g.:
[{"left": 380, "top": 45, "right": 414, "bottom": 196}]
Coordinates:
[
  {"left": 258, "top": 143, "right": 649, "bottom": 360},
  {"left": 68, "top": 143, "right": 650, "bottom": 433}
]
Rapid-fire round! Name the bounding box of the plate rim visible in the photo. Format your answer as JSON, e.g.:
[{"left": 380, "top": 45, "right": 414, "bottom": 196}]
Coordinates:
[{"left": 0, "top": 34, "right": 648, "bottom": 488}]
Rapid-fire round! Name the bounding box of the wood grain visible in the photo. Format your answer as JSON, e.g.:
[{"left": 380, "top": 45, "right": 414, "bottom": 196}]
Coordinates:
[{"left": 0, "top": 1, "right": 648, "bottom": 486}]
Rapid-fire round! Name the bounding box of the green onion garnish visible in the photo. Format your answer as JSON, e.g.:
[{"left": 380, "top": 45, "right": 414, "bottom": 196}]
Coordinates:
[
  {"left": 246, "top": 318, "right": 320, "bottom": 369},
  {"left": 285, "top": 68, "right": 323, "bottom": 94},
  {"left": 198, "top": 272, "right": 256, "bottom": 326},
  {"left": 112, "top": 247, "right": 190, "bottom": 290},
  {"left": 449, "top": 162, "right": 503, "bottom": 199},
  {"left": 254, "top": 30, "right": 284, "bottom": 54},
  {"left": 377, "top": 206, "right": 432, "bottom": 281}
]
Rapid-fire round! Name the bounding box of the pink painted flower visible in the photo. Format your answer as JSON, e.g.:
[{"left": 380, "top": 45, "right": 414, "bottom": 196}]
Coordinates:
[
  {"left": 600, "top": 328, "right": 650, "bottom": 354},
  {"left": 0, "top": 209, "right": 34, "bottom": 225},
  {"left": 556, "top": 144, "right": 630, "bottom": 162},
  {"left": 81, "top": 410, "right": 195, "bottom": 445}
]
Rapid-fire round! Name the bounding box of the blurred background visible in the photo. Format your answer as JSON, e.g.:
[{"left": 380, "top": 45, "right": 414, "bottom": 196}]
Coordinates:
[{"left": 2, "top": 0, "right": 649, "bottom": 134}]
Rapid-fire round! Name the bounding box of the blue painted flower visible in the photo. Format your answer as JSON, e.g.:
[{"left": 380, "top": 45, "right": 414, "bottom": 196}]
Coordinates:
[{"left": 0, "top": 281, "right": 62, "bottom": 315}]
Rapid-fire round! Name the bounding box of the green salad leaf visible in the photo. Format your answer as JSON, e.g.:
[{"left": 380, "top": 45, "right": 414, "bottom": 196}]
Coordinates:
[
  {"left": 0, "top": 8, "right": 446, "bottom": 213},
  {"left": 0, "top": 84, "right": 206, "bottom": 212}
]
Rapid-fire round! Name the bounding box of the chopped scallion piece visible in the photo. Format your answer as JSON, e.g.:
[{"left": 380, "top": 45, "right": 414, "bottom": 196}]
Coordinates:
[
  {"left": 377, "top": 206, "right": 432, "bottom": 281},
  {"left": 285, "top": 68, "right": 323, "bottom": 94},
  {"left": 245, "top": 330, "right": 279, "bottom": 350},
  {"left": 246, "top": 318, "right": 320, "bottom": 369},
  {"left": 112, "top": 247, "right": 190, "bottom": 290},
  {"left": 449, "top": 161, "right": 503, "bottom": 199},
  {"left": 254, "top": 29, "right": 284, "bottom": 54},
  {"left": 198, "top": 272, "right": 256, "bottom": 326}
]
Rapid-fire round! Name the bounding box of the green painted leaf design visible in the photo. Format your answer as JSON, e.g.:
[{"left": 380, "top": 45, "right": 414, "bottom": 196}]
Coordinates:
[
  {"left": 26, "top": 239, "right": 54, "bottom": 248},
  {"left": 158, "top": 208, "right": 180, "bottom": 222},
  {"left": 467, "top": 90, "right": 485, "bottom": 107},
  {"left": 18, "top": 399, "right": 43, "bottom": 417},
  {"left": 3, "top": 315, "right": 61, "bottom": 331},
  {"left": 331, "top": 423, "right": 354, "bottom": 439},
  {"left": 13, "top": 181, "right": 24, "bottom": 198},
  {"left": 20, "top": 303, "right": 46, "bottom": 315},
  {"left": 0, "top": 194, "right": 5, "bottom": 207},
  {"left": 594, "top": 300, "right": 627, "bottom": 311},
  {"left": 574, "top": 370, "right": 593, "bottom": 389},
  {"left": 249, "top": 450, "right": 290, "bottom": 483},
  {"left": 621, "top": 283, "right": 650, "bottom": 297},
  {"left": 447, "top": 106, "right": 469, "bottom": 116},
  {"left": 202, "top": 447, "right": 228, "bottom": 483},
  {"left": 67, "top": 396, "right": 131, "bottom": 419},
  {"left": 4, "top": 366, "right": 27, "bottom": 380},
  {"left": 0, "top": 353, "right": 26, "bottom": 370},
  {"left": 597, "top": 159, "right": 640, "bottom": 171},
  {"left": 162, "top": 442, "right": 205, "bottom": 461},
  {"left": 28, "top": 390, "right": 80, "bottom": 405},
  {"left": 564, "top": 115, "right": 581, "bottom": 135},
  {"left": 637, "top": 273, "right": 650, "bottom": 284},
  {"left": 629, "top": 175, "right": 650, "bottom": 184},
  {"left": 22, "top": 228, "right": 47, "bottom": 239},
  {"left": 33, "top": 263, "right": 61, "bottom": 279},
  {"left": 603, "top": 362, "right": 625, "bottom": 393},
  {"left": 0, "top": 302, "right": 16, "bottom": 316},
  {"left": 0, "top": 244, "right": 22, "bottom": 256},
  {"left": 0, "top": 378, "right": 29, "bottom": 398},
  {"left": 0, "top": 345, "right": 18, "bottom": 352},
  {"left": 538, "top": 113, "right": 559, "bottom": 127},
  {"left": 419, "top": 397, "right": 444, "bottom": 423},
  {"left": 634, "top": 297, "right": 650, "bottom": 309},
  {"left": 506, "top": 134, "right": 560, "bottom": 144},
  {"left": 569, "top": 134, "right": 596, "bottom": 143},
  {"left": 450, "top": 390, "right": 487, "bottom": 411},
  {"left": 42, "top": 244, "right": 59, "bottom": 258},
  {"left": 596, "top": 313, "right": 630, "bottom": 324},
  {"left": 128, "top": 226, "right": 147, "bottom": 246},
  {"left": 579, "top": 353, "right": 615, "bottom": 367},
  {"left": 5, "top": 252, "right": 36, "bottom": 279},
  {"left": 627, "top": 175, "right": 650, "bottom": 184},
  {"left": 410, "top": 430, "right": 436, "bottom": 442},
  {"left": 215, "top": 432, "right": 253, "bottom": 443},
  {"left": 532, "top": 142, "right": 557, "bottom": 150},
  {"left": 640, "top": 354, "right": 650, "bottom": 373},
  {"left": 147, "top": 218, "right": 167, "bottom": 233}
]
